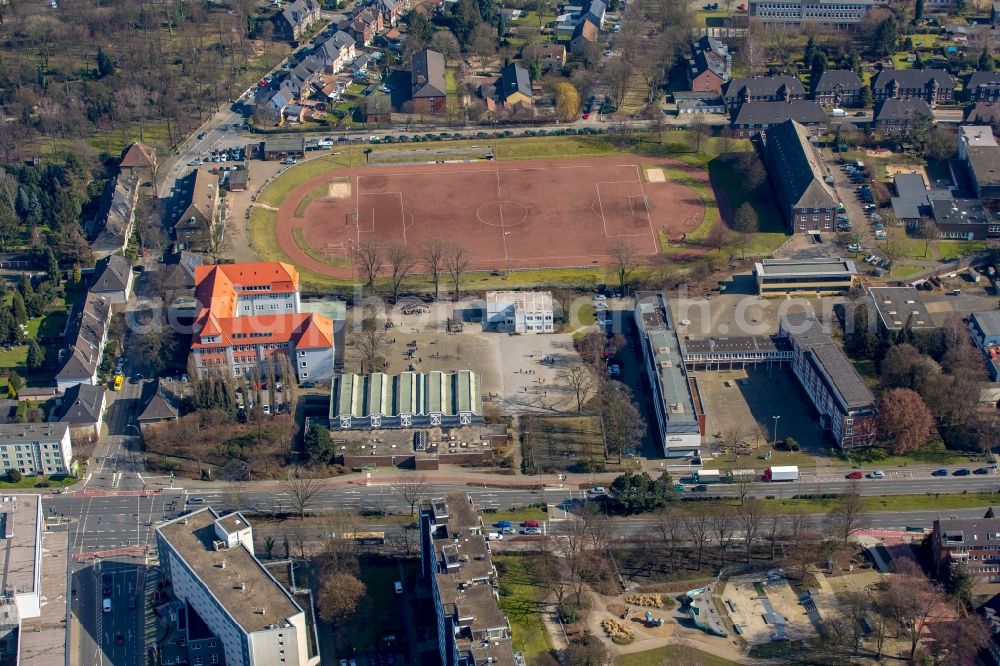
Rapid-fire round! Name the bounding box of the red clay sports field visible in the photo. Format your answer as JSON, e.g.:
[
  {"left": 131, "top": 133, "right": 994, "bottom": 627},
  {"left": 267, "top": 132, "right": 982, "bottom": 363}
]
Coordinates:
[{"left": 273, "top": 156, "right": 706, "bottom": 277}]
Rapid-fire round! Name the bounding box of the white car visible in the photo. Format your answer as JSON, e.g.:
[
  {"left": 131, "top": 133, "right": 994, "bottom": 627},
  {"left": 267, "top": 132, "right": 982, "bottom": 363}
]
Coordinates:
[
  {"left": 593, "top": 294, "right": 607, "bottom": 301},
  {"left": 588, "top": 486, "right": 607, "bottom": 495},
  {"left": 847, "top": 244, "right": 860, "bottom": 253},
  {"left": 868, "top": 470, "right": 885, "bottom": 479}
]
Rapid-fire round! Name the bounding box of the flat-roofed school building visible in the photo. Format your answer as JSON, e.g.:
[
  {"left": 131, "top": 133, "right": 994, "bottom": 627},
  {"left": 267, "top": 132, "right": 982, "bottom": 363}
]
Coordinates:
[{"left": 754, "top": 257, "right": 857, "bottom": 295}]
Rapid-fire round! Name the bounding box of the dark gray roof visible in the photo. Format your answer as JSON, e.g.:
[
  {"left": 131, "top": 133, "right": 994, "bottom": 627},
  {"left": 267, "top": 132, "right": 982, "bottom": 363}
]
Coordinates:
[
  {"left": 972, "top": 310, "right": 1000, "bottom": 337},
  {"left": 868, "top": 287, "right": 935, "bottom": 331},
  {"left": 967, "top": 71, "right": 1000, "bottom": 89},
  {"left": 813, "top": 70, "right": 863, "bottom": 94},
  {"left": 264, "top": 137, "right": 305, "bottom": 152},
  {"left": 764, "top": 120, "right": 838, "bottom": 211},
  {"left": 732, "top": 100, "right": 827, "bottom": 126},
  {"left": 930, "top": 197, "right": 991, "bottom": 226},
  {"left": 323, "top": 30, "right": 355, "bottom": 55},
  {"left": 872, "top": 68, "right": 954, "bottom": 92},
  {"left": 280, "top": 0, "right": 317, "bottom": 30},
  {"left": 58, "top": 383, "right": 105, "bottom": 426},
  {"left": 91, "top": 254, "right": 132, "bottom": 294},
  {"left": 965, "top": 102, "right": 1000, "bottom": 124},
  {"left": 722, "top": 75, "right": 806, "bottom": 100},
  {"left": 781, "top": 312, "right": 875, "bottom": 411},
  {"left": 890, "top": 173, "right": 930, "bottom": 220},
  {"left": 139, "top": 387, "right": 180, "bottom": 423},
  {"left": 935, "top": 517, "right": 1000, "bottom": 546},
  {"left": 874, "top": 97, "right": 933, "bottom": 123},
  {"left": 56, "top": 292, "right": 113, "bottom": 384},
  {"left": 967, "top": 144, "right": 1000, "bottom": 188},
  {"left": 0, "top": 400, "right": 17, "bottom": 424},
  {"left": 411, "top": 49, "right": 446, "bottom": 99},
  {"left": 499, "top": 63, "right": 532, "bottom": 100}
]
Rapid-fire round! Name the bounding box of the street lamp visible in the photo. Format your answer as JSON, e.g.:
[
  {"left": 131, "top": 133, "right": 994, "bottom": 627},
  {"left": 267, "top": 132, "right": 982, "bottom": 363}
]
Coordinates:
[{"left": 772, "top": 415, "right": 781, "bottom": 447}]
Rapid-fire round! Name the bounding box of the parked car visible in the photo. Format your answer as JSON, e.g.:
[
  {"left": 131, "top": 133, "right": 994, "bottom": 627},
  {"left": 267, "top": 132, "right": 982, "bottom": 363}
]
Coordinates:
[
  {"left": 587, "top": 487, "right": 607, "bottom": 495},
  {"left": 867, "top": 470, "right": 885, "bottom": 479},
  {"left": 186, "top": 497, "right": 205, "bottom": 505},
  {"left": 932, "top": 468, "right": 948, "bottom": 476},
  {"left": 523, "top": 519, "right": 541, "bottom": 528},
  {"left": 522, "top": 527, "right": 542, "bottom": 535},
  {"left": 953, "top": 468, "right": 971, "bottom": 476},
  {"left": 846, "top": 471, "right": 863, "bottom": 479},
  {"left": 974, "top": 467, "right": 991, "bottom": 475}
]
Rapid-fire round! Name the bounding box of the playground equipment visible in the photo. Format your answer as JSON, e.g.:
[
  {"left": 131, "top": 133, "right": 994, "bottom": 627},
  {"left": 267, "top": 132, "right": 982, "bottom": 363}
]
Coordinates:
[{"left": 644, "top": 611, "right": 664, "bottom": 627}]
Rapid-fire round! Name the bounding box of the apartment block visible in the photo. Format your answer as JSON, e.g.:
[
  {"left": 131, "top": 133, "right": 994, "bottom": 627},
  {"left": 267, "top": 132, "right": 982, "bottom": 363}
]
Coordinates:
[
  {"left": 420, "top": 494, "right": 523, "bottom": 666},
  {"left": 190, "top": 262, "right": 335, "bottom": 383},
  {"left": 932, "top": 517, "right": 1000, "bottom": 582},
  {"left": 0, "top": 424, "right": 74, "bottom": 477},
  {"left": 780, "top": 312, "right": 876, "bottom": 448},
  {"left": 156, "top": 508, "right": 321, "bottom": 666}
]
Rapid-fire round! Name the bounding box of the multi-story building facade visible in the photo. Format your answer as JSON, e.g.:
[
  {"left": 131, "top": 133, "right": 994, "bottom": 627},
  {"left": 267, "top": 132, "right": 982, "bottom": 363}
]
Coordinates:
[
  {"left": 932, "top": 517, "right": 1000, "bottom": 582},
  {"left": 969, "top": 311, "right": 1000, "bottom": 380},
  {"left": 190, "top": 262, "right": 335, "bottom": 383},
  {"left": 754, "top": 258, "right": 857, "bottom": 295},
  {"left": 485, "top": 291, "right": 555, "bottom": 333},
  {"left": 420, "top": 494, "right": 522, "bottom": 666},
  {"left": 687, "top": 36, "right": 731, "bottom": 94},
  {"left": 812, "top": 70, "right": 863, "bottom": 107},
  {"left": 55, "top": 290, "right": 113, "bottom": 391},
  {"left": 156, "top": 508, "right": 321, "bottom": 666},
  {"left": 722, "top": 75, "right": 806, "bottom": 112},
  {"left": 0, "top": 495, "right": 46, "bottom": 666},
  {"left": 966, "top": 71, "right": 1000, "bottom": 102},
  {"left": 0, "top": 424, "right": 74, "bottom": 477},
  {"left": 871, "top": 69, "right": 955, "bottom": 106},
  {"left": 780, "top": 312, "right": 877, "bottom": 448},
  {"left": 763, "top": 120, "right": 839, "bottom": 232},
  {"left": 749, "top": 0, "right": 874, "bottom": 28},
  {"left": 634, "top": 292, "right": 706, "bottom": 459},
  {"left": 958, "top": 125, "right": 1000, "bottom": 203}
]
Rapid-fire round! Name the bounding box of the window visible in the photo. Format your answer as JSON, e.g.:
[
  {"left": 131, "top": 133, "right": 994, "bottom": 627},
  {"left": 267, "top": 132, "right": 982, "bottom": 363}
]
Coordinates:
[
  {"left": 193, "top": 659, "right": 203, "bottom": 666},
  {"left": 301, "top": 361, "right": 307, "bottom": 367},
  {"left": 210, "top": 657, "right": 219, "bottom": 665}
]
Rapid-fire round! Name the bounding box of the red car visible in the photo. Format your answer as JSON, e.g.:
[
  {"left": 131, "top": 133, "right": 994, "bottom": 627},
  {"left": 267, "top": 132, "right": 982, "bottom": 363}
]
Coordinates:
[
  {"left": 523, "top": 520, "right": 540, "bottom": 528},
  {"left": 846, "top": 471, "right": 863, "bottom": 479},
  {"left": 582, "top": 112, "right": 590, "bottom": 119}
]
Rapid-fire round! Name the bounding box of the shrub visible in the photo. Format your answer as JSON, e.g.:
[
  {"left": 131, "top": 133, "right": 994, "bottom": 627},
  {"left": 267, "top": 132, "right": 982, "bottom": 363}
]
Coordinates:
[
  {"left": 7, "top": 469, "right": 21, "bottom": 483},
  {"left": 600, "top": 618, "right": 634, "bottom": 645}
]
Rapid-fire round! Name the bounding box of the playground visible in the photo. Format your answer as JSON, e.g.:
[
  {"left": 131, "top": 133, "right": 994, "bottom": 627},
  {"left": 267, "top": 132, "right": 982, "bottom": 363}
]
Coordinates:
[{"left": 270, "top": 156, "right": 706, "bottom": 278}]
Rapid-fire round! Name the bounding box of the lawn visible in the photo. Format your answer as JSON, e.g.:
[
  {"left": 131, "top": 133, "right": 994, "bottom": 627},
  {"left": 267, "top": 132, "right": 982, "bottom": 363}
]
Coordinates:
[
  {"left": 762, "top": 492, "right": 1000, "bottom": 515},
  {"left": 936, "top": 240, "right": 986, "bottom": 261},
  {"left": 494, "top": 555, "right": 554, "bottom": 663},
  {"left": 293, "top": 180, "right": 339, "bottom": 218},
  {"left": 889, "top": 264, "right": 927, "bottom": 280},
  {"left": 256, "top": 153, "right": 353, "bottom": 207},
  {"left": 621, "top": 645, "right": 740, "bottom": 666},
  {"left": 0, "top": 475, "right": 78, "bottom": 490},
  {"left": 839, "top": 442, "right": 985, "bottom": 467},
  {"left": 483, "top": 507, "right": 549, "bottom": 526}
]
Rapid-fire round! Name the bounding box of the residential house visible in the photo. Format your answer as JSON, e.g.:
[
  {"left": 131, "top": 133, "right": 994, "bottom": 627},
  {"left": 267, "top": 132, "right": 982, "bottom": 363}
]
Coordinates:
[
  {"left": 90, "top": 254, "right": 133, "bottom": 305},
  {"left": 419, "top": 495, "right": 521, "bottom": 666},
  {"left": 780, "top": 311, "right": 877, "bottom": 448},
  {"left": 261, "top": 137, "right": 306, "bottom": 161},
  {"left": 763, "top": 119, "right": 839, "bottom": 232},
  {"left": 156, "top": 509, "right": 321, "bottom": 666},
  {"left": 350, "top": 8, "right": 384, "bottom": 46},
  {"left": 173, "top": 169, "right": 219, "bottom": 250},
  {"left": 537, "top": 44, "right": 567, "bottom": 73},
  {"left": 351, "top": 53, "right": 372, "bottom": 76},
  {"left": 871, "top": 69, "right": 954, "bottom": 106},
  {"left": 190, "top": 262, "right": 335, "bottom": 383},
  {"left": 118, "top": 142, "right": 157, "bottom": 185},
  {"left": 226, "top": 168, "right": 249, "bottom": 192},
  {"left": 674, "top": 91, "right": 726, "bottom": 114},
  {"left": 969, "top": 310, "right": 1000, "bottom": 380},
  {"left": 255, "top": 89, "right": 290, "bottom": 124},
  {"left": 372, "top": 0, "right": 404, "bottom": 25},
  {"left": 57, "top": 383, "right": 107, "bottom": 442},
  {"left": 730, "top": 100, "right": 827, "bottom": 137},
  {"left": 88, "top": 174, "right": 138, "bottom": 259},
  {"left": 410, "top": 49, "right": 447, "bottom": 114},
  {"left": 721, "top": 75, "right": 806, "bottom": 112},
  {"left": 584, "top": 0, "right": 606, "bottom": 26},
  {"left": 932, "top": 517, "right": 1000, "bottom": 583},
  {"left": 966, "top": 71, "right": 1000, "bottom": 103},
  {"left": 873, "top": 97, "right": 934, "bottom": 133},
  {"left": 749, "top": 0, "right": 874, "bottom": 27},
  {"left": 964, "top": 101, "right": 1000, "bottom": 128},
  {"left": 0, "top": 424, "right": 74, "bottom": 477},
  {"left": 485, "top": 291, "right": 554, "bottom": 333},
  {"left": 687, "top": 36, "right": 730, "bottom": 94},
  {"left": 569, "top": 17, "right": 599, "bottom": 55},
  {"left": 138, "top": 381, "right": 180, "bottom": 430},
  {"left": 958, "top": 125, "right": 1000, "bottom": 202},
  {"left": 273, "top": 0, "right": 321, "bottom": 42},
  {"left": 497, "top": 63, "right": 532, "bottom": 109},
  {"left": 812, "top": 70, "right": 863, "bottom": 107},
  {"left": 317, "top": 31, "right": 356, "bottom": 73},
  {"left": 55, "top": 292, "right": 112, "bottom": 392}
]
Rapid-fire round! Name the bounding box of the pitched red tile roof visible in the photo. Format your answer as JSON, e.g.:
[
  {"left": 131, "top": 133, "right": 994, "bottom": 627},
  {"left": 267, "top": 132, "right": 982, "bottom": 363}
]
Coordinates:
[{"left": 119, "top": 142, "right": 156, "bottom": 168}]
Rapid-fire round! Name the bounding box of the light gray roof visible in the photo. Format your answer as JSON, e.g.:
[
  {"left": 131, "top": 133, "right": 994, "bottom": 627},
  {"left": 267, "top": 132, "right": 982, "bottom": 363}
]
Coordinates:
[
  {"left": 0, "top": 423, "right": 69, "bottom": 442},
  {"left": 868, "top": 287, "right": 935, "bottom": 331},
  {"left": 411, "top": 49, "right": 446, "bottom": 98},
  {"left": 58, "top": 384, "right": 105, "bottom": 425},
  {"left": 813, "top": 70, "right": 863, "bottom": 94},
  {"left": 91, "top": 254, "right": 132, "bottom": 294},
  {"left": 764, "top": 120, "right": 839, "bottom": 211},
  {"left": 732, "top": 100, "right": 827, "bottom": 126},
  {"left": 321, "top": 30, "right": 355, "bottom": 57},
  {"left": 755, "top": 257, "right": 856, "bottom": 278},
  {"left": 56, "top": 292, "right": 112, "bottom": 383},
  {"left": 91, "top": 175, "right": 138, "bottom": 256}
]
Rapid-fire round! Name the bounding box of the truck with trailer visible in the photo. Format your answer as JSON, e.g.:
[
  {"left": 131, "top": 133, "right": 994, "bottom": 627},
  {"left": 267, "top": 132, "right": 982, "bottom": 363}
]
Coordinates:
[
  {"left": 694, "top": 469, "right": 722, "bottom": 484},
  {"left": 727, "top": 469, "right": 756, "bottom": 483},
  {"left": 763, "top": 465, "right": 799, "bottom": 482}
]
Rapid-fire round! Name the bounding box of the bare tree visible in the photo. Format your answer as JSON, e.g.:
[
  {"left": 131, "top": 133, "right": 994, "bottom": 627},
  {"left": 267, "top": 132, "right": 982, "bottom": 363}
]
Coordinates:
[
  {"left": 557, "top": 361, "right": 596, "bottom": 411},
  {"left": 350, "top": 315, "right": 389, "bottom": 373},
  {"left": 444, "top": 243, "right": 472, "bottom": 299},
  {"left": 684, "top": 507, "right": 711, "bottom": 570},
  {"left": 710, "top": 505, "right": 737, "bottom": 567},
  {"left": 654, "top": 508, "right": 684, "bottom": 571},
  {"left": 282, "top": 473, "right": 327, "bottom": 520},
  {"left": 736, "top": 498, "right": 765, "bottom": 564},
  {"left": 826, "top": 479, "right": 867, "bottom": 549},
  {"left": 608, "top": 238, "right": 639, "bottom": 293},
  {"left": 421, "top": 238, "right": 447, "bottom": 299},
  {"left": 225, "top": 482, "right": 248, "bottom": 512},
  {"left": 690, "top": 114, "right": 709, "bottom": 154},
  {"left": 354, "top": 241, "right": 384, "bottom": 292},
  {"left": 384, "top": 241, "right": 416, "bottom": 303},
  {"left": 393, "top": 474, "right": 429, "bottom": 516},
  {"left": 882, "top": 559, "right": 950, "bottom": 663}
]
